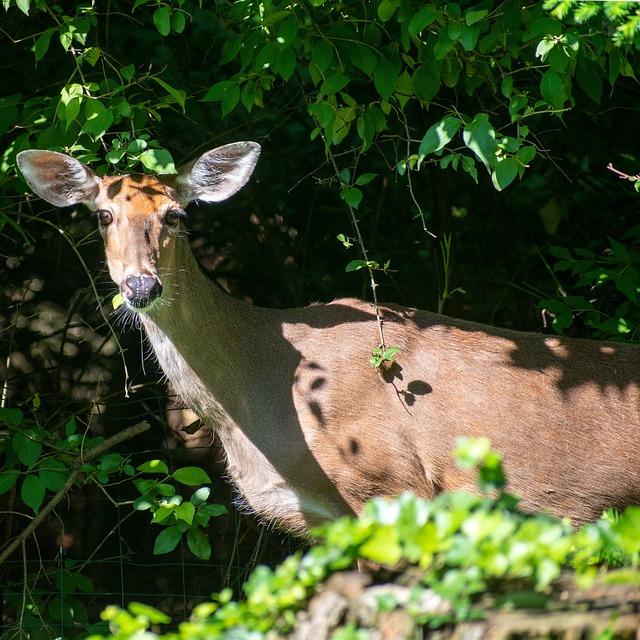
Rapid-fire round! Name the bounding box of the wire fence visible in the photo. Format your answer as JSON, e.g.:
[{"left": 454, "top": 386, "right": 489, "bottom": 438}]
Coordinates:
[{"left": 0, "top": 393, "right": 300, "bottom": 638}]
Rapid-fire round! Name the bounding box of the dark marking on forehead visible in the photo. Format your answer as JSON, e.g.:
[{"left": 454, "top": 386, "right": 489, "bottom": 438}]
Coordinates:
[
  {"left": 107, "top": 178, "right": 124, "bottom": 199},
  {"left": 127, "top": 174, "right": 171, "bottom": 198}
]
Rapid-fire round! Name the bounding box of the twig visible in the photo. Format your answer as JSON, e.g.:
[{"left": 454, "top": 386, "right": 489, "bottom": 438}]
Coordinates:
[{"left": 0, "top": 421, "right": 150, "bottom": 567}]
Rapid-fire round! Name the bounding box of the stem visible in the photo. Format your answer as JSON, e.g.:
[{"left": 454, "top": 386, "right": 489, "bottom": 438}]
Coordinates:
[{"left": 0, "top": 421, "right": 150, "bottom": 567}]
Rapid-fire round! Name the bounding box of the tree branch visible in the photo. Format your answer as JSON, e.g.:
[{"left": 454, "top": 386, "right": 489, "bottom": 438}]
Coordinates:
[{"left": 0, "top": 420, "right": 150, "bottom": 566}]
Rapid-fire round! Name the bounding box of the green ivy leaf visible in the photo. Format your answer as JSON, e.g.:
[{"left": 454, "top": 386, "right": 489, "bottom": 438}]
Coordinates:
[
  {"left": 140, "top": 148, "right": 176, "bottom": 174},
  {"left": 408, "top": 6, "right": 439, "bottom": 37}
]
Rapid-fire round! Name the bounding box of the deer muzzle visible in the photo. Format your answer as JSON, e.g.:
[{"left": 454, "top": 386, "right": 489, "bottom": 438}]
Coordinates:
[{"left": 124, "top": 274, "right": 163, "bottom": 309}]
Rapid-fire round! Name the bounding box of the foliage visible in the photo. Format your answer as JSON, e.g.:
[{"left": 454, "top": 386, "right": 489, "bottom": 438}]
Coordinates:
[
  {"left": 544, "top": 0, "right": 640, "bottom": 47},
  {"left": 539, "top": 228, "right": 640, "bottom": 340},
  {"left": 1, "top": 0, "right": 640, "bottom": 635},
  {"left": 85, "top": 438, "right": 640, "bottom": 639}
]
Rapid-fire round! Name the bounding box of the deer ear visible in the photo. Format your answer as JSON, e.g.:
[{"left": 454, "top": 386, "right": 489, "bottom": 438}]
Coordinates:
[
  {"left": 172, "top": 141, "right": 261, "bottom": 204},
  {"left": 17, "top": 150, "right": 100, "bottom": 208}
]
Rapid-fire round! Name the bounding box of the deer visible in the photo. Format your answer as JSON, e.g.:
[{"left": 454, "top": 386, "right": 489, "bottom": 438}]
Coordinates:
[{"left": 17, "top": 142, "right": 640, "bottom": 535}]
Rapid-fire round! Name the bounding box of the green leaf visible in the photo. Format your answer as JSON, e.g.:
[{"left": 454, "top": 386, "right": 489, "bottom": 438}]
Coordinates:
[
  {"left": 540, "top": 69, "right": 565, "bottom": 110},
  {"left": 175, "top": 501, "right": 196, "bottom": 525},
  {"left": 13, "top": 431, "right": 42, "bottom": 468},
  {"left": 312, "top": 40, "right": 334, "bottom": 73},
  {"left": 412, "top": 65, "right": 440, "bottom": 103},
  {"left": 350, "top": 43, "right": 377, "bottom": 76},
  {"left": 173, "top": 467, "right": 211, "bottom": 486},
  {"left": 463, "top": 114, "right": 495, "bottom": 170},
  {"left": 491, "top": 157, "right": 519, "bottom": 191},
  {"left": 39, "top": 459, "right": 70, "bottom": 492},
  {"left": 408, "top": 6, "right": 439, "bottom": 37},
  {"left": 0, "top": 470, "right": 20, "bottom": 495},
  {"left": 0, "top": 407, "right": 23, "bottom": 427},
  {"left": 340, "top": 187, "right": 363, "bottom": 209},
  {"left": 22, "top": 475, "right": 46, "bottom": 513},
  {"left": 34, "top": 28, "right": 54, "bottom": 61},
  {"left": 153, "top": 77, "right": 186, "bottom": 111},
  {"left": 153, "top": 6, "right": 171, "bottom": 36},
  {"left": 377, "top": 0, "right": 398, "bottom": 22},
  {"left": 345, "top": 260, "right": 367, "bottom": 272},
  {"left": 81, "top": 101, "right": 114, "bottom": 140},
  {"left": 374, "top": 57, "right": 397, "bottom": 101},
  {"left": 153, "top": 525, "right": 182, "bottom": 554},
  {"left": 137, "top": 460, "right": 169, "bottom": 474},
  {"left": 355, "top": 173, "right": 377, "bottom": 186},
  {"left": 187, "top": 528, "right": 211, "bottom": 560},
  {"left": 171, "top": 10, "right": 186, "bottom": 33},
  {"left": 128, "top": 603, "right": 171, "bottom": 625},
  {"left": 140, "top": 148, "right": 176, "bottom": 174},
  {"left": 418, "top": 116, "right": 462, "bottom": 159},
  {"left": 465, "top": 9, "right": 488, "bottom": 25}
]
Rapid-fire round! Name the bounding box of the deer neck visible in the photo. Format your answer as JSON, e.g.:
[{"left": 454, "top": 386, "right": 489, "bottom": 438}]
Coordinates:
[{"left": 138, "top": 238, "right": 256, "bottom": 426}]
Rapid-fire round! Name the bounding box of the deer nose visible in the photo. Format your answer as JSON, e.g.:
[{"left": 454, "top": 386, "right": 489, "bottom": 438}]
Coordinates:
[{"left": 124, "top": 274, "right": 163, "bottom": 309}]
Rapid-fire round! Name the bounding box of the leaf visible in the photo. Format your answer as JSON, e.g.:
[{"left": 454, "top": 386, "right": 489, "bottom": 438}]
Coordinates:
[
  {"left": 34, "top": 28, "right": 54, "bottom": 62},
  {"left": 173, "top": 467, "right": 211, "bottom": 486},
  {"left": 345, "top": 260, "right": 367, "bottom": 272},
  {"left": 171, "top": 10, "right": 186, "bottom": 33},
  {"left": 340, "top": 187, "right": 363, "bottom": 209},
  {"left": 463, "top": 114, "right": 495, "bottom": 170},
  {"left": 174, "top": 501, "right": 196, "bottom": 525},
  {"left": 418, "top": 116, "right": 462, "bottom": 159},
  {"left": 408, "top": 6, "right": 439, "bottom": 37},
  {"left": 312, "top": 39, "right": 333, "bottom": 73},
  {"left": 81, "top": 101, "right": 114, "bottom": 140},
  {"left": 140, "top": 148, "right": 176, "bottom": 174},
  {"left": 153, "top": 525, "right": 182, "bottom": 554},
  {"left": 0, "top": 470, "right": 20, "bottom": 495},
  {"left": 22, "top": 475, "right": 46, "bottom": 513},
  {"left": 39, "top": 459, "right": 70, "bottom": 492},
  {"left": 152, "top": 77, "right": 186, "bottom": 111},
  {"left": 153, "top": 6, "right": 171, "bottom": 36},
  {"left": 187, "top": 528, "right": 211, "bottom": 560},
  {"left": 355, "top": 173, "right": 377, "bottom": 186},
  {"left": 13, "top": 431, "right": 42, "bottom": 468},
  {"left": 350, "top": 43, "right": 377, "bottom": 76},
  {"left": 540, "top": 69, "right": 565, "bottom": 110},
  {"left": 465, "top": 9, "right": 488, "bottom": 25},
  {"left": 137, "top": 459, "right": 169, "bottom": 474},
  {"left": 0, "top": 407, "right": 23, "bottom": 427},
  {"left": 128, "top": 603, "right": 171, "bottom": 625},
  {"left": 374, "top": 57, "right": 397, "bottom": 101},
  {"left": 491, "top": 157, "right": 519, "bottom": 191},
  {"left": 412, "top": 65, "right": 440, "bottom": 103},
  {"left": 377, "top": 0, "right": 398, "bottom": 22}
]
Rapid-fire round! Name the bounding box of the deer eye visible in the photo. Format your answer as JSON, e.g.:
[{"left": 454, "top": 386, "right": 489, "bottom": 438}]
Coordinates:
[
  {"left": 97, "top": 210, "right": 113, "bottom": 227},
  {"left": 164, "top": 209, "right": 183, "bottom": 226}
]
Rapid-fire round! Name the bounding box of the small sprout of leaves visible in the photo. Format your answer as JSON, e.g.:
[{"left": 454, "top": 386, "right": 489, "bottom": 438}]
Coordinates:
[
  {"left": 337, "top": 233, "right": 353, "bottom": 249},
  {"left": 370, "top": 345, "right": 400, "bottom": 368},
  {"left": 112, "top": 292, "right": 125, "bottom": 309}
]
